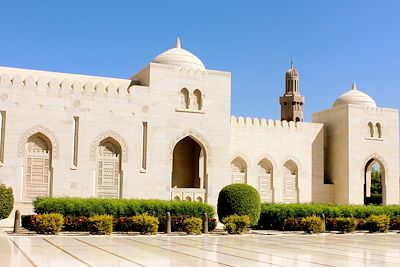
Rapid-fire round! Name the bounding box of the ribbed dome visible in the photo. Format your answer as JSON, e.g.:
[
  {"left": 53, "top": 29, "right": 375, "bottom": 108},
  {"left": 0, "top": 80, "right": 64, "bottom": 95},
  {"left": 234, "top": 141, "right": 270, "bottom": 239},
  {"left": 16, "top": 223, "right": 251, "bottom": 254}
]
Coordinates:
[
  {"left": 333, "top": 82, "right": 377, "bottom": 108},
  {"left": 152, "top": 38, "right": 205, "bottom": 71},
  {"left": 286, "top": 62, "right": 299, "bottom": 78}
]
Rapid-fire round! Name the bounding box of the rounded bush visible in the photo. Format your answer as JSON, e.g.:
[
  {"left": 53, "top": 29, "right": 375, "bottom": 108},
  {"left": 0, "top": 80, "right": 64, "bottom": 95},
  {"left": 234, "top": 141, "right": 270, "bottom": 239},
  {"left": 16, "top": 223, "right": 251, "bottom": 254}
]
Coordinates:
[
  {"left": 301, "top": 215, "right": 324, "bottom": 234},
  {"left": 0, "top": 184, "right": 14, "bottom": 220},
  {"left": 217, "top": 184, "right": 261, "bottom": 226},
  {"left": 35, "top": 213, "right": 64, "bottom": 234},
  {"left": 183, "top": 217, "right": 202, "bottom": 234},
  {"left": 222, "top": 214, "right": 251, "bottom": 234},
  {"left": 88, "top": 215, "right": 113, "bottom": 235},
  {"left": 366, "top": 214, "right": 390, "bottom": 233}
]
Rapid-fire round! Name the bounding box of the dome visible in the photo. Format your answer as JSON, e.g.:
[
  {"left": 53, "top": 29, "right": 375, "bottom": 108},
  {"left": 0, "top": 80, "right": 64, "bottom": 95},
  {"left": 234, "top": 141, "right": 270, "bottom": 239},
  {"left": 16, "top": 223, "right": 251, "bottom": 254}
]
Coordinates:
[
  {"left": 286, "top": 62, "right": 299, "bottom": 78},
  {"left": 152, "top": 38, "right": 205, "bottom": 71},
  {"left": 333, "top": 82, "right": 377, "bottom": 108}
]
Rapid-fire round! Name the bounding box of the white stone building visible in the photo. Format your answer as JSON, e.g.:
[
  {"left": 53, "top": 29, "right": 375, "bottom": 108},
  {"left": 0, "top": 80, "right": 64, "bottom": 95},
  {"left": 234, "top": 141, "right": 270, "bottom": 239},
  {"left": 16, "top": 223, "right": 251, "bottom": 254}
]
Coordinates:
[{"left": 0, "top": 38, "right": 398, "bottom": 220}]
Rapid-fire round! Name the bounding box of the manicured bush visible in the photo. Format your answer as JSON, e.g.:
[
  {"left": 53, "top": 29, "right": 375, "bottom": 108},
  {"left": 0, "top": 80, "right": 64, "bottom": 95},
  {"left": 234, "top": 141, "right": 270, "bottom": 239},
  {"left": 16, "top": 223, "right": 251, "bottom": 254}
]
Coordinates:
[
  {"left": 88, "top": 215, "right": 113, "bottom": 235},
  {"left": 283, "top": 217, "right": 302, "bottom": 231},
  {"left": 335, "top": 217, "right": 357, "bottom": 233},
  {"left": 390, "top": 215, "right": 400, "bottom": 230},
  {"left": 217, "top": 184, "right": 261, "bottom": 226},
  {"left": 222, "top": 214, "right": 251, "bottom": 234},
  {"left": 183, "top": 217, "right": 202, "bottom": 234},
  {"left": 132, "top": 213, "right": 159, "bottom": 234},
  {"left": 34, "top": 213, "right": 64, "bottom": 234},
  {"left": 366, "top": 214, "right": 390, "bottom": 233},
  {"left": 257, "top": 203, "right": 400, "bottom": 229},
  {"left": 0, "top": 184, "right": 14, "bottom": 220},
  {"left": 33, "top": 197, "right": 214, "bottom": 218},
  {"left": 301, "top": 215, "right": 324, "bottom": 234},
  {"left": 63, "top": 216, "right": 89, "bottom": 231}
]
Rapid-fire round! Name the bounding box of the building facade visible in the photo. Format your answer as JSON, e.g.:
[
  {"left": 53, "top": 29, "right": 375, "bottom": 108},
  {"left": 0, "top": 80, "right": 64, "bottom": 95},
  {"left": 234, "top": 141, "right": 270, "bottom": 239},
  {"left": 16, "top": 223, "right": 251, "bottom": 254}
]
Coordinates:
[{"left": 0, "top": 39, "right": 398, "bottom": 222}]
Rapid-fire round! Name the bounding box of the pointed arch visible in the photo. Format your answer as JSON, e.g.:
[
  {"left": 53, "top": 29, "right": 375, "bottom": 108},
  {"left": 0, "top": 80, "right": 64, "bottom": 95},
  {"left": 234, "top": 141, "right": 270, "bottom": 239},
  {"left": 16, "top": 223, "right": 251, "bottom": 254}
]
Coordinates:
[
  {"left": 231, "top": 156, "right": 247, "bottom": 184},
  {"left": 257, "top": 158, "right": 274, "bottom": 202},
  {"left": 363, "top": 153, "right": 387, "bottom": 205},
  {"left": 96, "top": 137, "right": 122, "bottom": 198},
  {"left": 180, "top": 88, "right": 190, "bottom": 109},
  {"left": 367, "top": 122, "right": 374, "bottom": 137},
  {"left": 192, "top": 89, "right": 202, "bottom": 110},
  {"left": 18, "top": 125, "right": 59, "bottom": 159},
  {"left": 24, "top": 133, "right": 53, "bottom": 201},
  {"left": 282, "top": 159, "right": 298, "bottom": 203},
  {"left": 90, "top": 130, "right": 128, "bottom": 163}
]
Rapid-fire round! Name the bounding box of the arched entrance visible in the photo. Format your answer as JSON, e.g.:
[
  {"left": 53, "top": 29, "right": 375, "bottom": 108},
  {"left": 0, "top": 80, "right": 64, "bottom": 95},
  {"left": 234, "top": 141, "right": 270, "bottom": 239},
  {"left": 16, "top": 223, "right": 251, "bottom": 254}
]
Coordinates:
[
  {"left": 171, "top": 136, "right": 206, "bottom": 202},
  {"left": 364, "top": 158, "right": 385, "bottom": 205},
  {"left": 96, "top": 137, "right": 122, "bottom": 198},
  {"left": 24, "top": 133, "right": 52, "bottom": 201}
]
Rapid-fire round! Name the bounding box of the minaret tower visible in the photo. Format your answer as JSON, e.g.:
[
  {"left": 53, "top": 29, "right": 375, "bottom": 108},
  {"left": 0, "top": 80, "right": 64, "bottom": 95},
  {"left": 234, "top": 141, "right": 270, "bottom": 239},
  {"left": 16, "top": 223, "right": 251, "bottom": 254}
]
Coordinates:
[{"left": 279, "top": 62, "right": 305, "bottom": 122}]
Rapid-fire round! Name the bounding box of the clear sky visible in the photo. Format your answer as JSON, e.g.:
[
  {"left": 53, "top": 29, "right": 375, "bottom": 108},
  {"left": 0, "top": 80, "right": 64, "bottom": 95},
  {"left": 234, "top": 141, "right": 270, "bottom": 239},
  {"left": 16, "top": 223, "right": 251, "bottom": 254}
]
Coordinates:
[{"left": 1, "top": 1, "right": 399, "bottom": 120}]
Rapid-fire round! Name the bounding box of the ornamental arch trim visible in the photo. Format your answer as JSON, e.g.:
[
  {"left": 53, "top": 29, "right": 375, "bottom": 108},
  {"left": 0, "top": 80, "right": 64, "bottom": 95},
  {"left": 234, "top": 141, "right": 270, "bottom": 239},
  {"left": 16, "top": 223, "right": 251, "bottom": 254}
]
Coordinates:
[
  {"left": 17, "top": 125, "right": 59, "bottom": 159},
  {"left": 168, "top": 129, "right": 211, "bottom": 165},
  {"left": 90, "top": 130, "right": 128, "bottom": 162}
]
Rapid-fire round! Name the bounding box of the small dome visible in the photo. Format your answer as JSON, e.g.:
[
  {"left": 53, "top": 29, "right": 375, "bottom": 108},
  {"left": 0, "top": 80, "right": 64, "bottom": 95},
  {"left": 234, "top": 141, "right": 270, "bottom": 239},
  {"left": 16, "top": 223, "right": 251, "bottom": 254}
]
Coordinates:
[
  {"left": 286, "top": 62, "right": 299, "bottom": 78},
  {"left": 333, "top": 82, "right": 377, "bottom": 108},
  {"left": 152, "top": 38, "right": 205, "bottom": 71}
]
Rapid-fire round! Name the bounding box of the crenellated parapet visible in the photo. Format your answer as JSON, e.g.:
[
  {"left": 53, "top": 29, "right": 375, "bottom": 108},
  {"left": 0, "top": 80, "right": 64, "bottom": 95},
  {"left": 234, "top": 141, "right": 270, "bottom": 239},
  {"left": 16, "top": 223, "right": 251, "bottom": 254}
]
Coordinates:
[
  {"left": 230, "top": 116, "right": 302, "bottom": 129},
  {"left": 0, "top": 67, "right": 145, "bottom": 98}
]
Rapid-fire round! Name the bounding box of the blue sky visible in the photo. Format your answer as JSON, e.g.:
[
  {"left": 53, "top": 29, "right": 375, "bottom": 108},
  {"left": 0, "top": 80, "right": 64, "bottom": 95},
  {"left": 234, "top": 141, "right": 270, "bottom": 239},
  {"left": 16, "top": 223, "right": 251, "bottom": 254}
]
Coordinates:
[{"left": 1, "top": 1, "right": 399, "bottom": 120}]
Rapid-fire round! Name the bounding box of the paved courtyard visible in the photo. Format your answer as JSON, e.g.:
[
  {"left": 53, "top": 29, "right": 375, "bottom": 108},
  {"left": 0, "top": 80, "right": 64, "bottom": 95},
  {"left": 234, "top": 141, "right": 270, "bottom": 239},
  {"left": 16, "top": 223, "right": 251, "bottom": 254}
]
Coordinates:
[{"left": 1, "top": 233, "right": 399, "bottom": 267}]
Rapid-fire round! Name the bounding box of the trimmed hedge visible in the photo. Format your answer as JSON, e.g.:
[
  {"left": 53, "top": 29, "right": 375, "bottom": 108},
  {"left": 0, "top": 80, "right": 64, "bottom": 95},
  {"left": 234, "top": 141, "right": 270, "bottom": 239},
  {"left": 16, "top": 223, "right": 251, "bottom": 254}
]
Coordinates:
[
  {"left": 223, "top": 214, "right": 251, "bottom": 234},
  {"left": 88, "top": 215, "right": 113, "bottom": 235},
  {"left": 366, "top": 214, "right": 390, "bottom": 233},
  {"left": 131, "top": 213, "right": 159, "bottom": 234},
  {"left": 257, "top": 203, "right": 400, "bottom": 229},
  {"left": 35, "top": 213, "right": 64, "bottom": 234},
  {"left": 301, "top": 216, "right": 324, "bottom": 234},
  {"left": 217, "top": 184, "right": 261, "bottom": 226},
  {"left": 0, "top": 184, "right": 14, "bottom": 220},
  {"left": 33, "top": 197, "right": 214, "bottom": 218},
  {"left": 183, "top": 217, "right": 202, "bottom": 234}
]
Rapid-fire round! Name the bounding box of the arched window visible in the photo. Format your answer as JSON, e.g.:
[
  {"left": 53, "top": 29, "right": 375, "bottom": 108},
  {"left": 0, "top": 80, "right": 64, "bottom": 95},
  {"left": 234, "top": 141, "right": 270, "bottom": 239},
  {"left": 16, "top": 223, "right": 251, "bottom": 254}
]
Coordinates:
[
  {"left": 96, "top": 137, "right": 122, "bottom": 198},
  {"left": 282, "top": 160, "right": 298, "bottom": 203},
  {"left": 368, "top": 122, "right": 374, "bottom": 138},
  {"left": 180, "top": 88, "right": 189, "bottom": 109},
  {"left": 193, "top": 89, "right": 202, "bottom": 110},
  {"left": 376, "top": 123, "right": 382, "bottom": 138},
  {"left": 231, "top": 157, "right": 247, "bottom": 184},
  {"left": 25, "top": 133, "right": 52, "bottom": 201},
  {"left": 257, "top": 159, "right": 273, "bottom": 202}
]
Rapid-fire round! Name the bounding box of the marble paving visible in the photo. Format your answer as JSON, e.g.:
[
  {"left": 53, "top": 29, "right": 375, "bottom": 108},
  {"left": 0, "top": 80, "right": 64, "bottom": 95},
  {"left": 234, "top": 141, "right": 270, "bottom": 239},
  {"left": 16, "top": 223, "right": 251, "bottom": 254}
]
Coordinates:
[{"left": 1, "top": 233, "right": 399, "bottom": 267}]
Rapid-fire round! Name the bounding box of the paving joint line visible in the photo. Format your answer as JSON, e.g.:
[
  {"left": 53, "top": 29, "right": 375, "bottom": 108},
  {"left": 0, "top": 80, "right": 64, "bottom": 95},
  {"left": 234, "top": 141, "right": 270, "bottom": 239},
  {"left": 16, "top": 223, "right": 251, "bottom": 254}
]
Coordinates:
[
  {"left": 124, "top": 237, "right": 234, "bottom": 267},
  {"left": 42, "top": 237, "right": 92, "bottom": 267},
  {"left": 8, "top": 237, "right": 38, "bottom": 267}
]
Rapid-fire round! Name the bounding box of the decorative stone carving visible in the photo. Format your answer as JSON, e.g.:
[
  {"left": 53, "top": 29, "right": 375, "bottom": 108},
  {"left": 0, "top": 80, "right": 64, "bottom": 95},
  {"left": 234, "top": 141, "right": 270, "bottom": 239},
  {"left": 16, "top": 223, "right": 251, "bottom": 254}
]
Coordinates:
[
  {"left": 17, "top": 125, "right": 59, "bottom": 159},
  {"left": 90, "top": 130, "right": 128, "bottom": 162}
]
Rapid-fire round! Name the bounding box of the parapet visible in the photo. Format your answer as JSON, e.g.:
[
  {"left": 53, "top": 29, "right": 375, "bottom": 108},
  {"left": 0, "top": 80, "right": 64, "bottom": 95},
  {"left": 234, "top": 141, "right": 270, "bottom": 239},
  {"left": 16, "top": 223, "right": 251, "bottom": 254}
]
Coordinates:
[
  {"left": 230, "top": 116, "right": 302, "bottom": 129},
  {"left": 0, "top": 66, "right": 147, "bottom": 97}
]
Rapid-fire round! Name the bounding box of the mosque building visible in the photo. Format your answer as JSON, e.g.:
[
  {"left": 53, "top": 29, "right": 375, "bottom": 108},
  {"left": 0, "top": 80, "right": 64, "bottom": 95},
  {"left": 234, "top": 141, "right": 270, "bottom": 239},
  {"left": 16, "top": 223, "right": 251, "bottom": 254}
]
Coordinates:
[{"left": 0, "top": 38, "right": 398, "bottom": 219}]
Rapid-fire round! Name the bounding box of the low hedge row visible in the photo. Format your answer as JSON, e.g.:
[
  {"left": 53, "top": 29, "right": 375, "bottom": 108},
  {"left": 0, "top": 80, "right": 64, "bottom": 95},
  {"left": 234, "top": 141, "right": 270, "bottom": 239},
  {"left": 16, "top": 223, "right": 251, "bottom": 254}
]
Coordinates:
[
  {"left": 257, "top": 203, "right": 400, "bottom": 229},
  {"left": 23, "top": 214, "right": 218, "bottom": 233},
  {"left": 33, "top": 197, "right": 215, "bottom": 218}
]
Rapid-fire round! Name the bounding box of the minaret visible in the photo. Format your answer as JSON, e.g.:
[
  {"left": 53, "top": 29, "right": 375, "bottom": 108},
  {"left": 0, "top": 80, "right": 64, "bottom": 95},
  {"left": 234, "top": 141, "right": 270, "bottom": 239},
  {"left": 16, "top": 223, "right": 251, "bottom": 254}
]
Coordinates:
[{"left": 279, "top": 62, "right": 305, "bottom": 122}]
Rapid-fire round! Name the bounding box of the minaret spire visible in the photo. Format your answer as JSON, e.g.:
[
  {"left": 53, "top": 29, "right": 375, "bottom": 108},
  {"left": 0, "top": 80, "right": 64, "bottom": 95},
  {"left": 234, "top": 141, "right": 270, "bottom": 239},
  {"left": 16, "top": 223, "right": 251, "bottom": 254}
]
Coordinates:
[
  {"left": 280, "top": 62, "right": 305, "bottom": 122},
  {"left": 175, "top": 37, "right": 181, "bottom": 48},
  {"left": 352, "top": 81, "right": 357, "bottom": 90}
]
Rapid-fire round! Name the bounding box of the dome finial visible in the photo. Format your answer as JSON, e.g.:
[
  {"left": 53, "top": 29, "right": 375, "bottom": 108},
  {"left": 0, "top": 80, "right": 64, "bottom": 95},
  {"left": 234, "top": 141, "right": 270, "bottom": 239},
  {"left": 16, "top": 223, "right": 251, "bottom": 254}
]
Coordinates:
[
  {"left": 290, "top": 58, "right": 294, "bottom": 69},
  {"left": 175, "top": 37, "right": 181, "bottom": 48},
  {"left": 352, "top": 81, "right": 357, "bottom": 90}
]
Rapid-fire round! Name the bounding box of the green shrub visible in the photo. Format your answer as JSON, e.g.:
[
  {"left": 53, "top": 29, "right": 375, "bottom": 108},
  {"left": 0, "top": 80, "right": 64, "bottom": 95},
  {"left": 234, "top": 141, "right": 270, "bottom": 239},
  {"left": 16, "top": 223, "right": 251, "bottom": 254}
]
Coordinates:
[
  {"left": 366, "top": 214, "right": 390, "bottom": 233},
  {"left": 88, "top": 215, "right": 113, "bottom": 235},
  {"left": 33, "top": 197, "right": 214, "bottom": 218},
  {"left": 132, "top": 213, "right": 159, "bottom": 234},
  {"left": 390, "top": 215, "right": 400, "bottom": 230},
  {"left": 301, "top": 215, "right": 324, "bottom": 234},
  {"left": 283, "top": 217, "right": 302, "bottom": 231},
  {"left": 257, "top": 203, "right": 400, "bottom": 229},
  {"left": 0, "top": 184, "right": 14, "bottom": 220},
  {"left": 222, "top": 214, "right": 251, "bottom": 234},
  {"left": 335, "top": 217, "right": 357, "bottom": 233},
  {"left": 183, "top": 217, "right": 202, "bottom": 234},
  {"left": 217, "top": 184, "right": 261, "bottom": 226},
  {"left": 35, "top": 213, "right": 64, "bottom": 234},
  {"left": 208, "top": 217, "right": 218, "bottom": 231}
]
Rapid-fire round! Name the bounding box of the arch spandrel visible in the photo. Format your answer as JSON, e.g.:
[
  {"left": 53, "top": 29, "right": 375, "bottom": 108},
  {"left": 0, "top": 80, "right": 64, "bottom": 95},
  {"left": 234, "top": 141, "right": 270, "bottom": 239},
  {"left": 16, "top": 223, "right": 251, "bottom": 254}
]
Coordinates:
[
  {"left": 18, "top": 125, "right": 59, "bottom": 159},
  {"left": 90, "top": 131, "right": 128, "bottom": 162}
]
